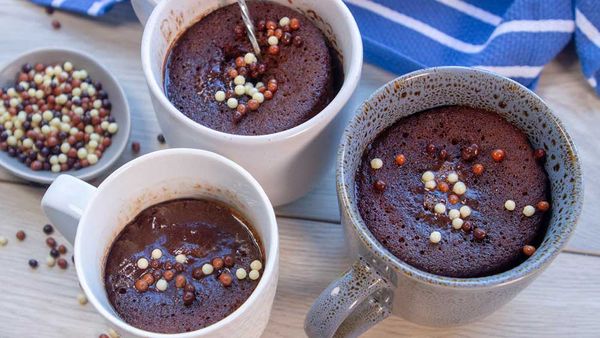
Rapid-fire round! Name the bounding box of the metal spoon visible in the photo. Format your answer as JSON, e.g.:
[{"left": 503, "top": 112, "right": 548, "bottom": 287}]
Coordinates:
[{"left": 236, "top": 0, "right": 261, "bottom": 57}]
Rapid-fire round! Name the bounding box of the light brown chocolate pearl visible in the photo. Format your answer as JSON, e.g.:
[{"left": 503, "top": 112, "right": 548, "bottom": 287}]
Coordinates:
[
  {"left": 175, "top": 274, "right": 186, "bottom": 288},
  {"left": 135, "top": 279, "right": 149, "bottom": 292}
]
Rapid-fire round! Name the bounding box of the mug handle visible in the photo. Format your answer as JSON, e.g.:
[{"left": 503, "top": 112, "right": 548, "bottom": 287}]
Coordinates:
[
  {"left": 41, "top": 175, "right": 97, "bottom": 245},
  {"left": 131, "top": 0, "right": 160, "bottom": 26},
  {"left": 305, "top": 258, "right": 392, "bottom": 338}
]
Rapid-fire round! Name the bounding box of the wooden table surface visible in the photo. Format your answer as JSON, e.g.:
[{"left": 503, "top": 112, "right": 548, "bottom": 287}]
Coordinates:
[{"left": 1, "top": 2, "right": 599, "bottom": 337}]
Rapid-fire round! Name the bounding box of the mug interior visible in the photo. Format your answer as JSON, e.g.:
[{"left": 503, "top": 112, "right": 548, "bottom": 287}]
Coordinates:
[
  {"left": 75, "top": 149, "right": 277, "bottom": 337},
  {"left": 142, "top": 0, "right": 361, "bottom": 140},
  {"left": 338, "top": 67, "right": 583, "bottom": 287}
]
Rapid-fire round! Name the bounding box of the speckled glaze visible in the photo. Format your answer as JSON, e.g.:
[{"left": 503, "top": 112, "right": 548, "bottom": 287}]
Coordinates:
[{"left": 305, "top": 67, "right": 583, "bottom": 337}]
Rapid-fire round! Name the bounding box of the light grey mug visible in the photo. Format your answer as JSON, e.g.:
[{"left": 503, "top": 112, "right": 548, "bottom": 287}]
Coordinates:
[{"left": 305, "top": 67, "right": 583, "bottom": 337}]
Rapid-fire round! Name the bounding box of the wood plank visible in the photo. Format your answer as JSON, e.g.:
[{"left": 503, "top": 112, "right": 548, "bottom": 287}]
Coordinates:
[{"left": 0, "top": 184, "right": 598, "bottom": 337}]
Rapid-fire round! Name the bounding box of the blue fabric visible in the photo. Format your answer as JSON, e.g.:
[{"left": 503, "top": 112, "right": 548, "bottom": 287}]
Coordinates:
[{"left": 32, "top": 0, "right": 600, "bottom": 94}]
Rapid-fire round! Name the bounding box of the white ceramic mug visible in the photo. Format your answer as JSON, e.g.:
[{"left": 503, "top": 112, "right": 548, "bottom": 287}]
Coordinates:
[
  {"left": 132, "top": 0, "right": 363, "bottom": 206},
  {"left": 41, "top": 149, "right": 279, "bottom": 338}
]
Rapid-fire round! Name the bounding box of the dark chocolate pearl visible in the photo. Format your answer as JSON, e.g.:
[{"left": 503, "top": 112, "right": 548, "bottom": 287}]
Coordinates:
[
  {"left": 426, "top": 144, "right": 436, "bottom": 154},
  {"left": 439, "top": 149, "right": 448, "bottom": 160},
  {"left": 43, "top": 224, "right": 54, "bottom": 235},
  {"left": 473, "top": 228, "right": 486, "bottom": 240},
  {"left": 183, "top": 292, "right": 195, "bottom": 306},
  {"left": 461, "top": 221, "right": 472, "bottom": 232},
  {"left": 152, "top": 270, "right": 162, "bottom": 280},
  {"left": 192, "top": 268, "right": 203, "bottom": 280},
  {"left": 46, "top": 237, "right": 57, "bottom": 248},
  {"left": 373, "top": 180, "right": 386, "bottom": 192},
  {"left": 57, "top": 258, "right": 68, "bottom": 269},
  {"left": 150, "top": 259, "right": 160, "bottom": 269},
  {"left": 224, "top": 255, "right": 235, "bottom": 267},
  {"left": 28, "top": 259, "right": 39, "bottom": 269},
  {"left": 16, "top": 230, "right": 26, "bottom": 241},
  {"left": 50, "top": 248, "right": 60, "bottom": 258},
  {"left": 184, "top": 283, "right": 195, "bottom": 293},
  {"left": 174, "top": 262, "right": 184, "bottom": 272},
  {"left": 157, "top": 134, "right": 166, "bottom": 144}
]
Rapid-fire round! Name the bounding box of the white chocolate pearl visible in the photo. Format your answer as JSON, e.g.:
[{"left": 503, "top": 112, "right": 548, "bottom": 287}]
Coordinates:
[
  {"left": 434, "top": 203, "right": 446, "bottom": 214},
  {"left": 247, "top": 87, "right": 258, "bottom": 96},
  {"left": 268, "top": 36, "right": 279, "bottom": 46},
  {"left": 107, "top": 123, "right": 118, "bottom": 134},
  {"left": 107, "top": 328, "right": 120, "bottom": 338},
  {"left": 429, "top": 231, "right": 442, "bottom": 244},
  {"left": 156, "top": 278, "right": 168, "bottom": 291},
  {"left": 279, "top": 17, "right": 290, "bottom": 27},
  {"left": 422, "top": 171, "right": 435, "bottom": 182},
  {"left": 175, "top": 254, "right": 187, "bottom": 264},
  {"left": 46, "top": 256, "right": 55, "bottom": 267},
  {"left": 0, "top": 236, "right": 7, "bottom": 246},
  {"left": 252, "top": 92, "right": 265, "bottom": 103},
  {"left": 523, "top": 205, "right": 536, "bottom": 217},
  {"left": 234, "top": 85, "right": 246, "bottom": 96},
  {"left": 452, "top": 218, "right": 465, "bottom": 230},
  {"left": 202, "top": 263, "right": 214, "bottom": 275},
  {"left": 250, "top": 260, "right": 263, "bottom": 271},
  {"left": 452, "top": 218, "right": 464, "bottom": 230},
  {"left": 453, "top": 182, "right": 467, "bottom": 195},
  {"left": 460, "top": 205, "right": 472, "bottom": 218},
  {"left": 447, "top": 172, "right": 459, "bottom": 184},
  {"left": 137, "top": 258, "right": 149, "bottom": 269},
  {"left": 234, "top": 75, "right": 246, "bottom": 85},
  {"left": 448, "top": 209, "right": 460, "bottom": 220},
  {"left": 249, "top": 269, "right": 260, "bottom": 280},
  {"left": 77, "top": 293, "right": 88, "bottom": 305},
  {"left": 87, "top": 154, "right": 98, "bottom": 165},
  {"left": 256, "top": 82, "right": 264, "bottom": 89},
  {"left": 63, "top": 61, "right": 73, "bottom": 72},
  {"left": 424, "top": 180, "right": 436, "bottom": 190},
  {"left": 370, "top": 158, "right": 383, "bottom": 169},
  {"left": 504, "top": 200, "right": 516, "bottom": 211},
  {"left": 236, "top": 268, "right": 247, "bottom": 280},
  {"left": 227, "top": 98, "right": 238, "bottom": 109},
  {"left": 51, "top": 164, "right": 61, "bottom": 173},
  {"left": 244, "top": 53, "right": 257, "bottom": 65},
  {"left": 215, "top": 90, "right": 226, "bottom": 101},
  {"left": 151, "top": 248, "right": 162, "bottom": 259}
]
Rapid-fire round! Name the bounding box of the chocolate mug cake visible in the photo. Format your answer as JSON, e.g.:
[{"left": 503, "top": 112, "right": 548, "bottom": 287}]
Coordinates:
[
  {"left": 356, "top": 106, "right": 551, "bottom": 278},
  {"left": 104, "top": 198, "right": 264, "bottom": 333},
  {"left": 164, "top": 1, "right": 343, "bottom": 135}
]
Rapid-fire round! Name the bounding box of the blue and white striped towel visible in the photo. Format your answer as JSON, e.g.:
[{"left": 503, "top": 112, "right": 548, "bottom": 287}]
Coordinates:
[{"left": 33, "top": 0, "right": 600, "bottom": 94}]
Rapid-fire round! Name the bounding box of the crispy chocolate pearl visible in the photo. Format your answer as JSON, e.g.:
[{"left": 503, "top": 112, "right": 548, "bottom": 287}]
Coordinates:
[
  {"left": 104, "top": 199, "right": 263, "bottom": 334},
  {"left": 164, "top": 2, "right": 342, "bottom": 135},
  {"left": 58, "top": 244, "right": 67, "bottom": 254},
  {"left": 16, "top": 230, "right": 25, "bottom": 241},
  {"left": 356, "top": 106, "right": 549, "bottom": 278},
  {"left": 57, "top": 258, "right": 68, "bottom": 269},
  {"left": 46, "top": 237, "right": 57, "bottom": 248},
  {"left": 43, "top": 224, "right": 54, "bottom": 235},
  {"left": 28, "top": 259, "right": 39, "bottom": 269}
]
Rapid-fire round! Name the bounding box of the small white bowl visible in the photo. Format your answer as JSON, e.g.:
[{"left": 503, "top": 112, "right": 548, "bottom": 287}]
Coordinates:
[{"left": 0, "top": 48, "right": 130, "bottom": 184}]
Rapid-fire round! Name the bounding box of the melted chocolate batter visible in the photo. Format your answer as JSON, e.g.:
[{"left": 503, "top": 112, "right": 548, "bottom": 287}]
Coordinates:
[
  {"left": 356, "top": 106, "right": 550, "bottom": 278},
  {"left": 164, "top": 2, "right": 343, "bottom": 135},
  {"left": 104, "top": 199, "right": 263, "bottom": 333}
]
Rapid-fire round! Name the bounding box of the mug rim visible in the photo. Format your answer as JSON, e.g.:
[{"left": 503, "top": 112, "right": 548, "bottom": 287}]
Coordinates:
[
  {"left": 140, "top": 0, "right": 363, "bottom": 144},
  {"left": 74, "top": 148, "right": 279, "bottom": 337},
  {"left": 337, "top": 66, "right": 584, "bottom": 289}
]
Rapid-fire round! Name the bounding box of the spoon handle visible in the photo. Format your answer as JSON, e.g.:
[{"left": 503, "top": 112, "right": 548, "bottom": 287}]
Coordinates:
[{"left": 237, "top": 0, "right": 262, "bottom": 57}]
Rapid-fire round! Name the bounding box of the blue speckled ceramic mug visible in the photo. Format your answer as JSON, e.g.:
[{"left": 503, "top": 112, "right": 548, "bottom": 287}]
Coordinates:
[{"left": 305, "top": 67, "right": 583, "bottom": 337}]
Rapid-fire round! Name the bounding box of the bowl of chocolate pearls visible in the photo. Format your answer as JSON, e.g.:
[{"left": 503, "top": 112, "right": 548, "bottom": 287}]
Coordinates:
[{"left": 0, "top": 48, "right": 130, "bottom": 184}]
